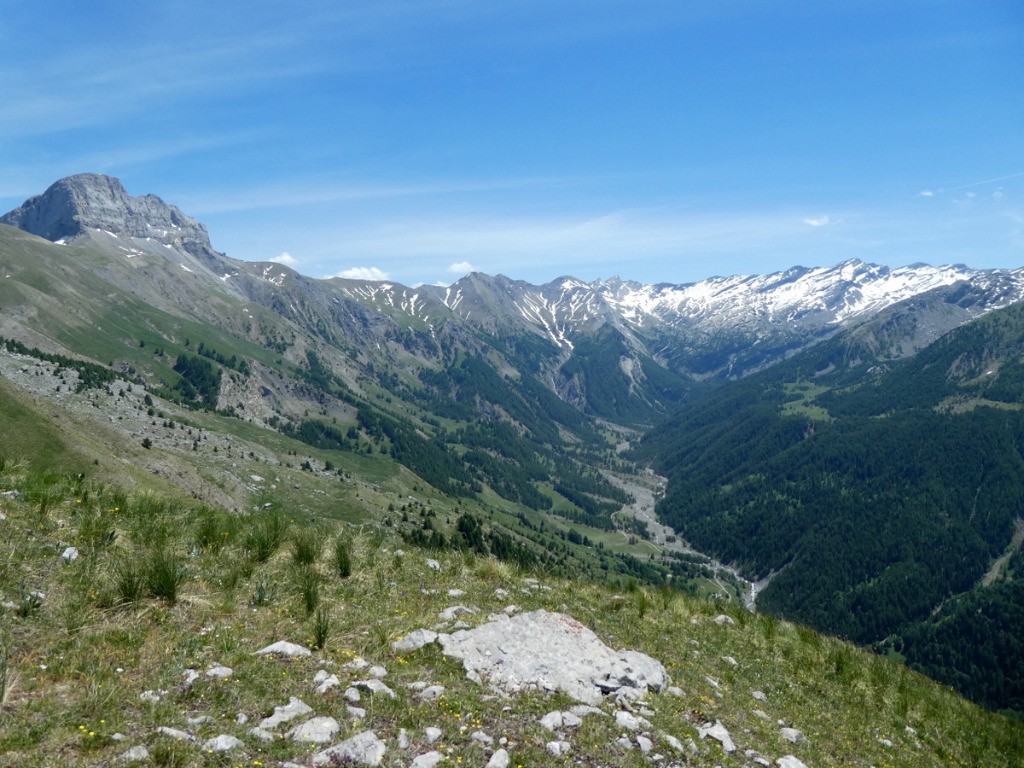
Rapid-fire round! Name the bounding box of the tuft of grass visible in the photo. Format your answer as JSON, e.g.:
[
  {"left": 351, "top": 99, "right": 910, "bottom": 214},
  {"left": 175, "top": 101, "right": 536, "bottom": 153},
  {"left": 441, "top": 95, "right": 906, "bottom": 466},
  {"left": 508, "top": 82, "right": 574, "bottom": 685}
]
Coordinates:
[
  {"left": 110, "top": 559, "right": 145, "bottom": 606},
  {"left": 291, "top": 525, "right": 322, "bottom": 566},
  {"left": 659, "top": 582, "right": 675, "bottom": 611},
  {"left": 635, "top": 588, "right": 650, "bottom": 619},
  {"left": 243, "top": 510, "right": 288, "bottom": 563},
  {"left": 192, "top": 507, "right": 236, "bottom": 554},
  {"left": 145, "top": 549, "right": 186, "bottom": 605},
  {"left": 76, "top": 506, "right": 117, "bottom": 552},
  {"left": 332, "top": 535, "right": 352, "bottom": 579},
  {"left": 295, "top": 565, "right": 320, "bottom": 615},
  {"left": 473, "top": 556, "right": 513, "bottom": 584},
  {"left": 311, "top": 606, "right": 331, "bottom": 650}
]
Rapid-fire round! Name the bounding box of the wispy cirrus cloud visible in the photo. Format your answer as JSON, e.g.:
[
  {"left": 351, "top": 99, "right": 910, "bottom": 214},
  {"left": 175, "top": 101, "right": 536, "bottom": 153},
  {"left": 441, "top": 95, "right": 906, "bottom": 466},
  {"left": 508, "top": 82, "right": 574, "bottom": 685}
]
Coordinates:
[
  {"left": 917, "top": 171, "right": 1024, "bottom": 201},
  {"left": 176, "top": 174, "right": 577, "bottom": 216},
  {"left": 802, "top": 215, "right": 831, "bottom": 227},
  {"left": 300, "top": 207, "right": 852, "bottom": 286}
]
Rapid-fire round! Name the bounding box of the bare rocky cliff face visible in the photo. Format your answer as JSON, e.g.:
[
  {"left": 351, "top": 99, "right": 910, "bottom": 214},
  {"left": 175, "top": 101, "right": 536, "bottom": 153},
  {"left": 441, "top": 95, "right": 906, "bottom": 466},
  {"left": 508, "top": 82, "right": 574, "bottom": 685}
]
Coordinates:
[{"left": 0, "top": 173, "right": 214, "bottom": 258}]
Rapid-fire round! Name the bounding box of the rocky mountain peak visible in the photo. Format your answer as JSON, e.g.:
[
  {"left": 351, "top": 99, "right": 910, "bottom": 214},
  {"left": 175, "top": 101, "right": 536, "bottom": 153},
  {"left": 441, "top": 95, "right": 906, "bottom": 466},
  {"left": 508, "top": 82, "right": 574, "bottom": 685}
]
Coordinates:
[{"left": 0, "top": 173, "right": 214, "bottom": 256}]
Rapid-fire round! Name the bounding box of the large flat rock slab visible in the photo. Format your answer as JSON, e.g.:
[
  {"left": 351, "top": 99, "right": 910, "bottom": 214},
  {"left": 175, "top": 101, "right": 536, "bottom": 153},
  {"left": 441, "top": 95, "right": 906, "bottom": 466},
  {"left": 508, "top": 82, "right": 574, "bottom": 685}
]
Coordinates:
[{"left": 436, "top": 609, "right": 668, "bottom": 705}]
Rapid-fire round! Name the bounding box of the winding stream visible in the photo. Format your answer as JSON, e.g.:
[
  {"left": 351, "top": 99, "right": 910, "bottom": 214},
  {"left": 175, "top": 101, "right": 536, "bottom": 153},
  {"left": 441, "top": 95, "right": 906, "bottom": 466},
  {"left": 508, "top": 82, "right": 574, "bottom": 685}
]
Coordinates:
[{"left": 605, "top": 468, "right": 767, "bottom": 610}]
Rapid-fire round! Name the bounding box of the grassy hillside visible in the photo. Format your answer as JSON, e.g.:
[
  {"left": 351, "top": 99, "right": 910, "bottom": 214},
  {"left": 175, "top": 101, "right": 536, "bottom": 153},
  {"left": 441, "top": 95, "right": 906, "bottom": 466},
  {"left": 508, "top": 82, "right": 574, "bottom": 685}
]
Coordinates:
[{"left": 1, "top": 459, "right": 1021, "bottom": 767}]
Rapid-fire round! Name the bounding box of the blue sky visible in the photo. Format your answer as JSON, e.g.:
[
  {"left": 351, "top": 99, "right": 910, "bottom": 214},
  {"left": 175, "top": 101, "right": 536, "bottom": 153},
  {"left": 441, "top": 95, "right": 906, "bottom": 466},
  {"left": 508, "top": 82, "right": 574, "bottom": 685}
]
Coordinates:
[{"left": 1, "top": 1, "right": 1022, "bottom": 287}]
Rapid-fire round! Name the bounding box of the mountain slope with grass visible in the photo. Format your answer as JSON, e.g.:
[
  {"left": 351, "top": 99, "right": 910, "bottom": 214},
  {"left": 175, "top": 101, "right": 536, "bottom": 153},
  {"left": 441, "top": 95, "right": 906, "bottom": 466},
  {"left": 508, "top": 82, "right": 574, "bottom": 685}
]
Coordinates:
[
  {"left": 1, "top": 458, "right": 1022, "bottom": 767},
  {"left": 4, "top": 173, "right": 1024, "bottom": 739}
]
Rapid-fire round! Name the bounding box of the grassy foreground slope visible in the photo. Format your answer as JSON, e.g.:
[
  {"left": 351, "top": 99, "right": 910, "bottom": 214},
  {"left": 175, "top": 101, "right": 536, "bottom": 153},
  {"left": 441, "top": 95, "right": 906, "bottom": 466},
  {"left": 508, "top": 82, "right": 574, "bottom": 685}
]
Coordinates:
[{"left": 1, "top": 458, "right": 1021, "bottom": 767}]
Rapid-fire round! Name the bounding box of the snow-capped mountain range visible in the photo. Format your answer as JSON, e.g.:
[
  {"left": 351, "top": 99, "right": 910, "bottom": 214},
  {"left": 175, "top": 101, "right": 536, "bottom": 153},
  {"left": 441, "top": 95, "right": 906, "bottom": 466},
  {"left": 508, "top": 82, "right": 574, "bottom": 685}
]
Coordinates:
[
  {"left": 4, "top": 173, "right": 1024, "bottom": 420},
  {"left": 329, "top": 260, "right": 1024, "bottom": 380}
]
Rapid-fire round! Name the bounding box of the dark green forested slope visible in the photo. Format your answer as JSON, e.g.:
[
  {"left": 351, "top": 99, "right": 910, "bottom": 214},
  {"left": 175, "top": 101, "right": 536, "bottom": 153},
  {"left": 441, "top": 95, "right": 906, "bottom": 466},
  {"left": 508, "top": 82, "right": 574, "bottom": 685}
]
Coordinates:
[
  {"left": 898, "top": 546, "right": 1024, "bottom": 716},
  {"left": 560, "top": 324, "right": 693, "bottom": 426},
  {"left": 635, "top": 301, "right": 1024, "bottom": 714}
]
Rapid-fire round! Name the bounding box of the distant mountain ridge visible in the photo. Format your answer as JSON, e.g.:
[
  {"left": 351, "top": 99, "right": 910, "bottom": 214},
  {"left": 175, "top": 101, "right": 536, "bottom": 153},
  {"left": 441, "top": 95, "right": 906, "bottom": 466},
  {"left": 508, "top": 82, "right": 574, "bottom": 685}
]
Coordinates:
[{"left": 5, "top": 173, "right": 1023, "bottom": 399}]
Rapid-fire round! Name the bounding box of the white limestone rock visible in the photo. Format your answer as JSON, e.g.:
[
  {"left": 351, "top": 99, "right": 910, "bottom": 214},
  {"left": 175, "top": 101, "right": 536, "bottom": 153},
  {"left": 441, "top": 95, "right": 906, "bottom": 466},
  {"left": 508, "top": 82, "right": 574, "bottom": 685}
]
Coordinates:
[
  {"left": 780, "top": 727, "right": 806, "bottom": 743},
  {"left": 539, "top": 711, "right": 564, "bottom": 730},
  {"left": 156, "top": 726, "right": 196, "bottom": 742},
  {"left": 697, "top": 720, "right": 736, "bottom": 753},
  {"left": 288, "top": 716, "right": 340, "bottom": 744},
  {"left": 259, "top": 696, "right": 313, "bottom": 729},
  {"left": 438, "top": 604, "right": 478, "bottom": 621},
  {"left": 437, "top": 609, "right": 668, "bottom": 705},
  {"left": 203, "top": 734, "right": 243, "bottom": 752},
  {"left": 311, "top": 730, "right": 387, "bottom": 766},
  {"left": 315, "top": 673, "right": 341, "bottom": 694},
  {"left": 256, "top": 640, "right": 311, "bottom": 658},
  {"left": 662, "top": 733, "right": 685, "bottom": 753},
  {"left": 393, "top": 629, "right": 439, "bottom": 652},
  {"left": 205, "top": 663, "right": 233, "bottom": 679},
  {"left": 353, "top": 678, "right": 397, "bottom": 699},
  {"left": 615, "top": 711, "right": 650, "bottom": 731},
  {"left": 417, "top": 684, "right": 445, "bottom": 701},
  {"left": 120, "top": 745, "right": 149, "bottom": 762},
  {"left": 411, "top": 751, "right": 444, "bottom": 768},
  {"left": 546, "top": 740, "right": 572, "bottom": 756}
]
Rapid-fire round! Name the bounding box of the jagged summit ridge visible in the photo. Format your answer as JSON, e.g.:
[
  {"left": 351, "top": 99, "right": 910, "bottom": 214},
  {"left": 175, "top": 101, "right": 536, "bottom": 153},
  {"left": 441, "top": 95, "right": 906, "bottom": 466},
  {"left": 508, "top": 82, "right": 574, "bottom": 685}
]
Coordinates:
[
  {"left": 0, "top": 173, "right": 213, "bottom": 256},
  {"left": 4, "top": 173, "right": 1024, "bottom": 383},
  {"left": 431, "top": 260, "right": 1024, "bottom": 357}
]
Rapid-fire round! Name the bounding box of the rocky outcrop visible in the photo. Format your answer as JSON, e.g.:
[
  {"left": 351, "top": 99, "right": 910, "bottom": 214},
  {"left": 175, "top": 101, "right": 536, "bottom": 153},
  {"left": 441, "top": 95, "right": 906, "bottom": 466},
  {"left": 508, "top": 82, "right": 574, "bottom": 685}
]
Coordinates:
[
  {"left": 398, "top": 608, "right": 670, "bottom": 705},
  {"left": 0, "top": 173, "right": 214, "bottom": 258}
]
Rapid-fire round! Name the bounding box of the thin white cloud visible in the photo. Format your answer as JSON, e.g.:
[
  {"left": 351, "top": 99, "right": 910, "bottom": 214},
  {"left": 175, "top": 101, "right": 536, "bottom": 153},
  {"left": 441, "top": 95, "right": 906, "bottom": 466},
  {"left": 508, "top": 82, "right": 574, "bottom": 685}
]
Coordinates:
[
  {"left": 178, "top": 174, "right": 573, "bottom": 216},
  {"left": 918, "top": 190, "right": 935, "bottom": 197},
  {"left": 945, "top": 171, "right": 1024, "bottom": 192},
  {"left": 311, "top": 209, "right": 832, "bottom": 278},
  {"left": 223, "top": 198, "right": 1024, "bottom": 287},
  {"left": 447, "top": 261, "right": 478, "bottom": 274},
  {"left": 270, "top": 251, "right": 298, "bottom": 266},
  {"left": 330, "top": 266, "right": 390, "bottom": 281},
  {"left": 803, "top": 216, "right": 830, "bottom": 227}
]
